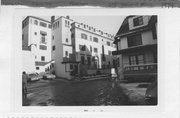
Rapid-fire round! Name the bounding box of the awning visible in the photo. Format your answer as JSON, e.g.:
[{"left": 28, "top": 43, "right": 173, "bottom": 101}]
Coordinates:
[{"left": 40, "top": 31, "right": 47, "bottom": 35}]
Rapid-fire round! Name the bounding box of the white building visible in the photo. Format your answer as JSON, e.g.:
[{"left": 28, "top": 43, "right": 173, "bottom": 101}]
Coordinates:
[
  {"left": 22, "top": 16, "right": 116, "bottom": 79},
  {"left": 22, "top": 16, "right": 52, "bottom": 73},
  {"left": 51, "top": 16, "right": 116, "bottom": 80}
]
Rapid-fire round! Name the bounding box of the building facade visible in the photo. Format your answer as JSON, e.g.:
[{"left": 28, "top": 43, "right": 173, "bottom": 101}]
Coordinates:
[
  {"left": 22, "top": 16, "right": 52, "bottom": 73},
  {"left": 22, "top": 16, "right": 116, "bottom": 79},
  {"left": 51, "top": 16, "right": 116, "bottom": 80},
  {"left": 112, "top": 15, "right": 157, "bottom": 82}
]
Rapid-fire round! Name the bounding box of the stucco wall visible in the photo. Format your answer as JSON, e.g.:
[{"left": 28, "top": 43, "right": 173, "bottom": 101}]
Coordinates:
[
  {"left": 75, "top": 27, "right": 115, "bottom": 68},
  {"left": 29, "top": 17, "right": 52, "bottom": 63},
  {"left": 22, "top": 51, "right": 35, "bottom": 74}
]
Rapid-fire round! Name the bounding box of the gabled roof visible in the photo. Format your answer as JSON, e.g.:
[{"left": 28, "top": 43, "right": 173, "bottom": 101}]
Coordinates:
[{"left": 114, "top": 15, "right": 157, "bottom": 43}]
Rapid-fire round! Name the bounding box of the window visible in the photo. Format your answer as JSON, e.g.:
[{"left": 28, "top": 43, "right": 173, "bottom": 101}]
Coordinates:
[
  {"left": 41, "top": 56, "right": 45, "bottom": 61},
  {"left": 70, "top": 64, "right": 73, "bottom": 70},
  {"left": 107, "top": 41, "right": 110, "bottom": 46},
  {"left": 34, "top": 20, "right": 38, "bottom": 25},
  {"left": 57, "top": 21, "right": 59, "bottom": 28},
  {"left": 52, "top": 36, "right": 54, "bottom": 40},
  {"left": 129, "top": 54, "right": 144, "bottom": 65},
  {"left": 71, "top": 33, "right": 74, "bottom": 38},
  {"left": 108, "top": 51, "right": 111, "bottom": 55},
  {"left": 81, "top": 55, "right": 85, "bottom": 64},
  {"left": 22, "top": 34, "right": 24, "bottom": 40},
  {"left": 81, "top": 33, "right": 87, "bottom": 40},
  {"left": 93, "top": 37, "right": 98, "bottom": 43},
  {"left": 40, "top": 22, "right": 47, "bottom": 28},
  {"left": 39, "top": 45, "right": 47, "bottom": 50},
  {"left": 129, "top": 55, "right": 136, "bottom": 65},
  {"left": 52, "top": 45, "right": 55, "bottom": 51},
  {"left": 90, "top": 46, "right": 92, "bottom": 52},
  {"left": 40, "top": 31, "right": 47, "bottom": 44},
  {"left": 94, "top": 48, "right": 98, "bottom": 53},
  {"left": 127, "top": 34, "right": 142, "bottom": 47},
  {"left": 36, "top": 67, "right": 39, "bottom": 70},
  {"left": 48, "top": 24, "right": 51, "bottom": 28},
  {"left": 65, "top": 51, "right": 68, "bottom": 57},
  {"left": 40, "top": 34, "right": 47, "bottom": 44},
  {"left": 133, "top": 16, "right": 143, "bottom": 27},
  {"left": 66, "top": 38, "right": 68, "bottom": 42},
  {"left": 90, "top": 36, "right": 92, "bottom": 41},
  {"left": 87, "top": 56, "right": 91, "bottom": 65},
  {"left": 65, "top": 20, "right": 68, "bottom": 27},
  {"left": 79, "top": 45, "right": 86, "bottom": 51},
  {"left": 34, "top": 32, "right": 37, "bottom": 35}
]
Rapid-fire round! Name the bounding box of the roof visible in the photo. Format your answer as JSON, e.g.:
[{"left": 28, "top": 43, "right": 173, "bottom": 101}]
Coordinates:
[
  {"left": 23, "top": 16, "right": 51, "bottom": 24},
  {"left": 35, "top": 61, "right": 48, "bottom": 66},
  {"left": 114, "top": 15, "right": 157, "bottom": 43},
  {"left": 35, "top": 60, "right": 54, "bottom": 66}
]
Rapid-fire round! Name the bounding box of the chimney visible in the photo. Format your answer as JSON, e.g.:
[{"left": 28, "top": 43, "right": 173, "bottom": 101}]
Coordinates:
[
  {"left": 66, "top": 16, "right": 70, "bottom": 19},
  {"left": 51, "top": 16, "right": 55, "bottom": 24}
]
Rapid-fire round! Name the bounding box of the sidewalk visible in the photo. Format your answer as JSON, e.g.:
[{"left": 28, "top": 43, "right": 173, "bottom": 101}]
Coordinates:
[{"left": 119, "top": 82, "right": 150, "bottom": 105}]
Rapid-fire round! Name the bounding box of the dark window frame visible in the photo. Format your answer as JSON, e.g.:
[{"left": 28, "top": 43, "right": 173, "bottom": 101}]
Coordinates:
[
  {"left": 94, "top": 48, "right": 98, "bottom": 53},
  {"left": 133, "top": 16, "right": 143, "bottom": 27},
  {"left": 93, "top": 37, "right": 98, "bottom": 43},
  {"left": 39, "top": 45, "right": 47, "bottom": 50},
  {"left": 81, "top": 33, "right": 88, "bottom": 40},
  {"left": 107, "top": 41, "right": 111, "bottom": 46},
  {"left": 34, "top": 20, "right": 38, "bottom": 25},
  {"left": 65, "top": 51, "right": 68, "bottom": 57},
  {"left": 129, "top": 54, "right": 145, "bottom": 65},
  {"left": 127, "top": 33, "right": 142, "bottom": 47},
  {"left": 41, "top": 56, "right": 45, "bottom": 61},
  {"left": 40, "top": 22, "right": 47, "bottom": 28}
]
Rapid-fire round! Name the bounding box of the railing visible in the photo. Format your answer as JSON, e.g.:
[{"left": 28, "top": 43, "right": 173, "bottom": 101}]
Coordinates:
[{"left": 123, "top": 63, "right": 157, "bottom": 75}]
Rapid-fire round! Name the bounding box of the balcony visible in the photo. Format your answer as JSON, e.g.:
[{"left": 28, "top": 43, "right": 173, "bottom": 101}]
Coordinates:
[
  {"left": 123, "top": 63, "right": 157, "bottom": 76},
  {"left": 112, "top": 44, "right": 157, "bottom": 55}
]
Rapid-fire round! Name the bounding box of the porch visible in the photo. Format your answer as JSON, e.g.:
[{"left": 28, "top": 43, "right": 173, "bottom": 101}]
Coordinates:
[{"left": 123, "top": 63, "right": 157, "bottom": 81}]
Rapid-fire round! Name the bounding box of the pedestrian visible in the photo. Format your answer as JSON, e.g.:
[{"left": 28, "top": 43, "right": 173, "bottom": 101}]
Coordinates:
[{"left": 22, "top": 71, "right": 28, "bottom": 105}]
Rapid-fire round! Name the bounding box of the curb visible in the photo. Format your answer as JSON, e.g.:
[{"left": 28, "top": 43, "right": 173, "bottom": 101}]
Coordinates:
[{"left": 119, "top": 84, "right": 146, "bottom": 105}]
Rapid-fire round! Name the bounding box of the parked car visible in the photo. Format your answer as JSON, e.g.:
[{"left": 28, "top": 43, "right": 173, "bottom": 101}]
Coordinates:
[
  {"left": 42, "top": 73, "right": 56, "bottom": 80},
  {"left": 145, "top": 80, "right": 157, "bottom": 105},
  {"left": 27, "top": 73, "right": 41, "bottom": 82}
]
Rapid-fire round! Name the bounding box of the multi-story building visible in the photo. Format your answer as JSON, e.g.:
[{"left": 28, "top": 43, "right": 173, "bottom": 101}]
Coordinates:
[
  {"left": 51, "top": 16, "right": 116, "bottom": 80},
  {"left": 22, "top": 16, "right": 52, "bottom": 73},
  {"left": 112, "top": 15, "right": 157, "bottom": 82},
  {"left": 22, "top": 16, "right": 116, "bottom": 79}
]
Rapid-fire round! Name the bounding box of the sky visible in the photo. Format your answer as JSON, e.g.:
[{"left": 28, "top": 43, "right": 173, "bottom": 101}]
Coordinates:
[{"left": 40, "top": 16, "right": 126, "bottom": 36}]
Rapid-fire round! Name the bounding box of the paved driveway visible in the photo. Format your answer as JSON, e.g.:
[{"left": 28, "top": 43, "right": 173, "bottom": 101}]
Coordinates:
[{"left": 25, "top": 79, "right": 132, "bottom": 106}]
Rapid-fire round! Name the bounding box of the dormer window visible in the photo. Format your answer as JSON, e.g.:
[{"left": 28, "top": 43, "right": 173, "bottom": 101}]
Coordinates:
[{"left": 133, "top": 16, "right": 143, "bottom": 27}]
